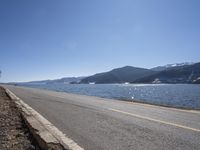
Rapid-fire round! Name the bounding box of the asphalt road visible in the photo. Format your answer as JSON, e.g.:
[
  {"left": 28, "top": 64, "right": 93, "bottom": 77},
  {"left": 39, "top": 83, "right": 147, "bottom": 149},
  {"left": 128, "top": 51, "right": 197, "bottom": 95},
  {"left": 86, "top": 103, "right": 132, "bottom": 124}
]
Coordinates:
[{"left": 4, "top": 85, "right": 200, "bottom": 150}]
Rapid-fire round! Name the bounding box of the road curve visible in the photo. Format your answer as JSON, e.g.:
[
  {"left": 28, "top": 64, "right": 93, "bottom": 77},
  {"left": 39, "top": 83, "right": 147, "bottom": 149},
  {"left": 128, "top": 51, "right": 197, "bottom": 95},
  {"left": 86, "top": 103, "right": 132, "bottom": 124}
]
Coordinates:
[{"left": 3, "top": 85, "right": 200, "bottom": 150}]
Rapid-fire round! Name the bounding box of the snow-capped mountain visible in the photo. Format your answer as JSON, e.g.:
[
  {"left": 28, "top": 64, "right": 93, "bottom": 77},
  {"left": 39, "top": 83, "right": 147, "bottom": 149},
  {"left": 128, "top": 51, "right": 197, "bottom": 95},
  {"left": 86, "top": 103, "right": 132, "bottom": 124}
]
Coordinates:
[
  {"left": 135, "top": 62, "right": 200, "bottom": 84},
  {"left": 151, "top": 62, "right": 195, "bottom": 71}
]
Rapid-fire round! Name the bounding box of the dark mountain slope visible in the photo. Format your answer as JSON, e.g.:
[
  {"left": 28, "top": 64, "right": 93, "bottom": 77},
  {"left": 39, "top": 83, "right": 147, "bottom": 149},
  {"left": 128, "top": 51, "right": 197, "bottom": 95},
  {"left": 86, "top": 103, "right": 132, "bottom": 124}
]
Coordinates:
[{"left": 80, "top": 66, "right": 156, "bottom": 84}]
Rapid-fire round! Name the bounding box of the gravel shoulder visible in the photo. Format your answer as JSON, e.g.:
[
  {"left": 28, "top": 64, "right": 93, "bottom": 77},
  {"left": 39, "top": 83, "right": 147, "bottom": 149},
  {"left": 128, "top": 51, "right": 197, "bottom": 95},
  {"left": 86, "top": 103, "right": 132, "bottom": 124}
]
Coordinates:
[{"left": 0, "top": 87, "right": 39, "bottom": 150}]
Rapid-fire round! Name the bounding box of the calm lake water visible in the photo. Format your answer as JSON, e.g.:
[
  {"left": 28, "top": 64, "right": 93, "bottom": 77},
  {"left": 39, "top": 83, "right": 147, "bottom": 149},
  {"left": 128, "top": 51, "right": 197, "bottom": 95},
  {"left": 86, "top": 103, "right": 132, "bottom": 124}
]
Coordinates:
[{"left": 19, "top": 83, "right": 200, "bottom": 109}]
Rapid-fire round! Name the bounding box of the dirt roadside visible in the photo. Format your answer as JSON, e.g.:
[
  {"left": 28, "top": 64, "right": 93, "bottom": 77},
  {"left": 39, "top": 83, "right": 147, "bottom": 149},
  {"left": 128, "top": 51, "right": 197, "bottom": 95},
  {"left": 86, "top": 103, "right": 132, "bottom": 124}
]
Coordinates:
[{"left": 0, "top": 87, "right": 39, "bottom": 150}]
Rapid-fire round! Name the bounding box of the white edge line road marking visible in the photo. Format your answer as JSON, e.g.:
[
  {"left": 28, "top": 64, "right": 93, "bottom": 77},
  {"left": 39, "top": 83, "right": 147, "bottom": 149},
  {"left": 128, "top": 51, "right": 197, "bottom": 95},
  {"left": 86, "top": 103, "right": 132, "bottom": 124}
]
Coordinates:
[{"left": 109, "top": 108, "right": 200, "bottom": 132}]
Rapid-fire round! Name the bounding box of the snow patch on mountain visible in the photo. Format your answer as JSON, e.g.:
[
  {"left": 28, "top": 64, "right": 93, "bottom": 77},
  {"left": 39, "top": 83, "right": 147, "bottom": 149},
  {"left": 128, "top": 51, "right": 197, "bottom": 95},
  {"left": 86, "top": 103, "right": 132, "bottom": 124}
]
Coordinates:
[{"left": 151, "top": 62, "right": 195, "bottom": 71}]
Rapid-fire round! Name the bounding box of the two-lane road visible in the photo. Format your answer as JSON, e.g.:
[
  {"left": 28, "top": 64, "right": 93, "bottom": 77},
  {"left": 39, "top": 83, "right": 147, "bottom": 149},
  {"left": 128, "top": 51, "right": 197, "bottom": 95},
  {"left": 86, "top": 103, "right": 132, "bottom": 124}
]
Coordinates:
[{"left": 4, "top": 85, "right": 200, "bottom": 150}]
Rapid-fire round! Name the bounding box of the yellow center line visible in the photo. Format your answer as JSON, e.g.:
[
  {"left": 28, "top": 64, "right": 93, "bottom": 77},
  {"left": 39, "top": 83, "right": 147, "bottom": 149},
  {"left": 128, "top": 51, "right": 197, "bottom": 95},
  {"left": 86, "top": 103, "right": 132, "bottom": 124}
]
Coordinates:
[{"left": 109, "top": 108, "right": 200, "bottom": 132}]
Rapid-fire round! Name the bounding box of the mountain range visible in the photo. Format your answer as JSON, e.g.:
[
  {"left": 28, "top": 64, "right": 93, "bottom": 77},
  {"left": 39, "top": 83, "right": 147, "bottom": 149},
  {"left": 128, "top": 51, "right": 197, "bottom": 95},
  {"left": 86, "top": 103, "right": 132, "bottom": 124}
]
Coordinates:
[
  {"left": 80, "top": 62, "right": 200, "bottom": 84},
  {"left": 12, "top": 62, "right": 200, "bottom": 84},
  {"left": 135, "top": 62, "right": 200, "bottom": 84},
  {"left": 12, "top": 77, "right": 85, "bottom": 85}
]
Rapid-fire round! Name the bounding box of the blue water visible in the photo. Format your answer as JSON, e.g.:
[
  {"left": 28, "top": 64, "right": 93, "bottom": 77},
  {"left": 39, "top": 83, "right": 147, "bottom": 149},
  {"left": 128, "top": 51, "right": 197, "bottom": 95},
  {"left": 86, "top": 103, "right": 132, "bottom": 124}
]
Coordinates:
[{"left": 19, "top": 83, "right": 200, "bottom": 109}]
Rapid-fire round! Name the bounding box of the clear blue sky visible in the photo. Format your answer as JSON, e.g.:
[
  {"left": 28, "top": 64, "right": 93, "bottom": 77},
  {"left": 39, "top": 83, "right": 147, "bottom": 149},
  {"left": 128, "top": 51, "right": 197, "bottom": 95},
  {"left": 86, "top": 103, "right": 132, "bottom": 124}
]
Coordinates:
[{"left": 0, "top": 0, "right": 200, "bottom": 82}]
